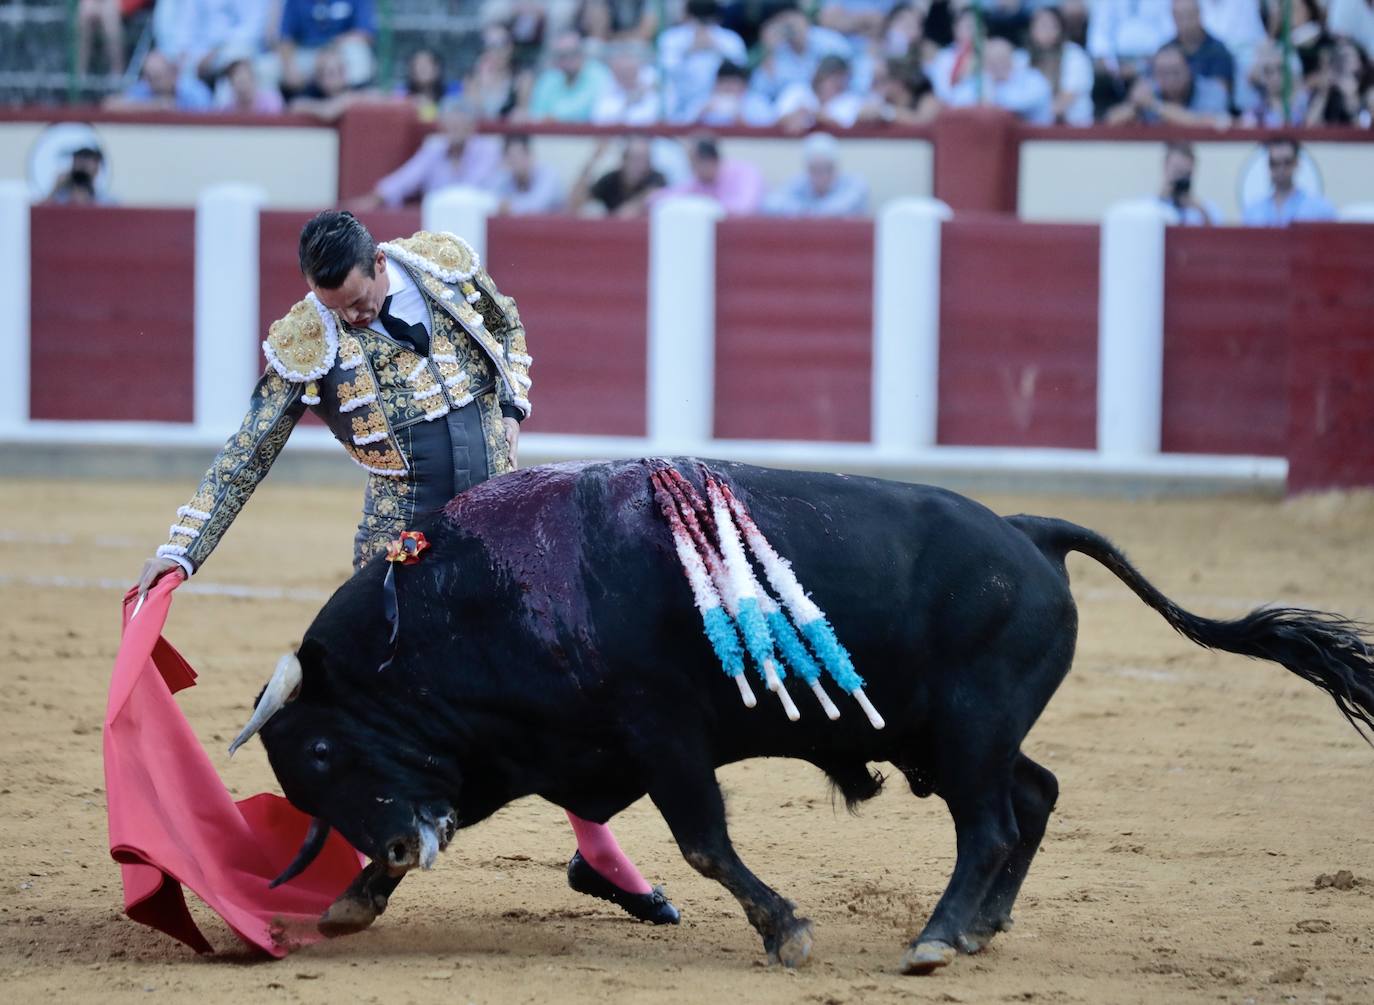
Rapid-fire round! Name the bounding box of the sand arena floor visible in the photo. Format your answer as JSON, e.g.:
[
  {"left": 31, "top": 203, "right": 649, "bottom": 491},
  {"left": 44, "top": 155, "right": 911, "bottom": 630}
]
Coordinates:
[{"left": 2, "top": 477, "right": 1374, "bottom": 1004}]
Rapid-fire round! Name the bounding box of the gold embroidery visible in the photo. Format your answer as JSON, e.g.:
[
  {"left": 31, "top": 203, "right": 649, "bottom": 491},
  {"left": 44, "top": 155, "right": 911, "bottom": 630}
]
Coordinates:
[
  {"left": 388, "top": 231, "right": 478, "bottom": 279},
  {"left": 351, "top": 410, "right": 388, "bottom": 440},
  {"left": 265, "top": 299, "right": 334, "bottom": 381}
]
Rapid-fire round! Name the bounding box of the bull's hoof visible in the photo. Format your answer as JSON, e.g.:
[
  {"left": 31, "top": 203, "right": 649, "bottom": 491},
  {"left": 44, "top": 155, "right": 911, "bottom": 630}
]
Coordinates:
[
  {"left": 768, "top": 919, "right": 815, "bottom": 968},
  {"left": 959, "top": 915, "right": 1013, "bottom": 954},
  {"left": 900, "top": 940, "right": 957, "bottom": 975},
  {"left": 318, "top": 894, "right": 382, "bottom": 937},
  {"left": 567, "top": 851, "right": 681, "bottom": 925}
]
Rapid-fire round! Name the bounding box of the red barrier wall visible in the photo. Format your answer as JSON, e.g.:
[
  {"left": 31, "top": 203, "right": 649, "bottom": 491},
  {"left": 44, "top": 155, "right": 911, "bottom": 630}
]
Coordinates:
[
  {"left": 1287, "top": 224, "right": 1374, "bottom": 492},
  {"left": 487, "top": 216, "right": 649, "bottom": 436},
  {"left": 30, "top": 206, "right": 195, "bottom": 422},
  {"left": 938, "top": 218, "right": 1099, "bottom": 448},
  {"left": 713, "top": 219, "right": 874, "bottom": 442},
  {"left": 1161, "top": 228, "right": 1290, "bottom": 456}
]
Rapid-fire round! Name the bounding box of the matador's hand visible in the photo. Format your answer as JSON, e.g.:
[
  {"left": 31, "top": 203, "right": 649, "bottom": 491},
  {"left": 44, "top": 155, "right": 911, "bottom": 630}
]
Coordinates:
[
  {"left": 137, "top": 556, "right": 184, "bottom": 598},
  {"left": 503, "top": 417, "right": 520, "bottom": 469}
]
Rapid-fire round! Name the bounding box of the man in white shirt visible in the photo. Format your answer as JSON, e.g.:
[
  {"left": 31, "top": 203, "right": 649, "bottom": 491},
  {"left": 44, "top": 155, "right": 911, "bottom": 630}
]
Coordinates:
[{"left": 658, "top": 0, "right": 748, "bottom": 121}]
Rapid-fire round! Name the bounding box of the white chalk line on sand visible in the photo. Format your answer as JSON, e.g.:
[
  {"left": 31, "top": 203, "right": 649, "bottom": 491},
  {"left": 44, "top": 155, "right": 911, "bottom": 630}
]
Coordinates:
[{"left": 0, "top": 573, "right": 329, "bottom": 603}]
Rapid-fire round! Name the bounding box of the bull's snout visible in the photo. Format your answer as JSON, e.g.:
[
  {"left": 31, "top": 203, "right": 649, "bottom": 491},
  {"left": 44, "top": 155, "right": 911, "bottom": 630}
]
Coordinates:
[
  {"left": 383, "top": 808, "right": 457, "bottom": 875},
  {"left": 385, "top": 835, "right": 420, "bottom": 874}
]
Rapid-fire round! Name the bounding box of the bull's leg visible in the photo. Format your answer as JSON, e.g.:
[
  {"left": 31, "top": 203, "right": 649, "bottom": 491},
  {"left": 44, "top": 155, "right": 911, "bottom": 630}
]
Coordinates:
[
  {"left": 901, "top": 783, "right": 1019, "bottom": 975},
  {"left": 318, "top": 860, "right": 404, "bottom": 937},
  {"left": 649, "top": 767, "right": 813, "bottom": 967},
  {"left": 961, "top": 754, "right": 1059, "bottom": 952}
]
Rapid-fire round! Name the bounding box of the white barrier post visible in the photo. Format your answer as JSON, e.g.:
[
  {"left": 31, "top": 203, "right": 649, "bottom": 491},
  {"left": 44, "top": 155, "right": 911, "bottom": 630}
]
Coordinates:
[
  {"left": 648, "top": 195, "right": 723, "bottom": 448},
  {"left": 195, "top": 184, "right": 266, "bottom": 434},
  {"left": 1097, "top": 200, "right": 1169, "bottom": 458},
  {"left": 1338, "top": 203, "right": 1374, "bottom": 222},
  {"left": 0, "top": 181, "right": 30, "bottom": 434},
  {"left": 872, "top": 197, "right": 951, "bottom": 451},
  {"left": 423, "top": 186, "right": 498, "bottom": 261}
]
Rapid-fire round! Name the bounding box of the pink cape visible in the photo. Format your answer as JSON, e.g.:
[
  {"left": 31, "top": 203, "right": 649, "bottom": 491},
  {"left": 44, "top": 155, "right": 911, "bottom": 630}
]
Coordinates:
[{"left": 104, "top": 573, "right": 364, "bottom": 957}]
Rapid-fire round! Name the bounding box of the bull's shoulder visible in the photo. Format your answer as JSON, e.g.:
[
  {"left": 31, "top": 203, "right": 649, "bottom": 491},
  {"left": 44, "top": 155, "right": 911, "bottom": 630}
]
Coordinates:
[
  {"left": 263, "top": 295, "right": 339, "bottom": 383},
  {"left": 379, "top": 230, "right": 481, "bottom": 284}
]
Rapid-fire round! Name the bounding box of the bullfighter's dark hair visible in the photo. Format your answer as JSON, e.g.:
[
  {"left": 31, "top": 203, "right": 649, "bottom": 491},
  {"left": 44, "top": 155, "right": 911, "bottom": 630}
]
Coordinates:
[{"left": 298, "top": 210, "right": 377, "bottom": 290}]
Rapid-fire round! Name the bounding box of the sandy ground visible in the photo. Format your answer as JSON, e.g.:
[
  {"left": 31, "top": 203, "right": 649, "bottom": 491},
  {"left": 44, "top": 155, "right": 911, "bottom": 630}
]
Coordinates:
[{"left": 3, "top": 476, "right": 1374, "bottom": 1005}]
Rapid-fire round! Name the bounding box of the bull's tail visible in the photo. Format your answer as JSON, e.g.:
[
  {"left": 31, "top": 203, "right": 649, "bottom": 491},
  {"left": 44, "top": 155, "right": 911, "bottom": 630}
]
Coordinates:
[{"left": 1010, "top": 515, "right": 1374, "bottom": 745}]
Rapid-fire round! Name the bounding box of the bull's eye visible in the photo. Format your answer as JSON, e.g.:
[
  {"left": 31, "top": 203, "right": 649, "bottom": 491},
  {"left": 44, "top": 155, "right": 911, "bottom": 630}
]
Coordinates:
[{"left": 310, "top": 739, "right": 331, "bottom": 764}]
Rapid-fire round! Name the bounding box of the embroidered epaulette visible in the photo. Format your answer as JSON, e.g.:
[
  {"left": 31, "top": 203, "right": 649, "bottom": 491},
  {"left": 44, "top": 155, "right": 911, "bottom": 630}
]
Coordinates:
[
  {"left": 263, "top": 294, "right": 339, "bottom": 386},
  {"left": 379, "top": 231, "right": 480, "bottom": 284}
]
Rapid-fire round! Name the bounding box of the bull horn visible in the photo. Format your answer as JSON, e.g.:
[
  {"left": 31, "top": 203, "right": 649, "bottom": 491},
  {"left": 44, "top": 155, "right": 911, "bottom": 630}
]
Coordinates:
[
  {"left": 227, "top": 652, "right": 303, "bottom": 756},
  {"left": 269, "top": 817, "right": 332, "bottom": 888}
]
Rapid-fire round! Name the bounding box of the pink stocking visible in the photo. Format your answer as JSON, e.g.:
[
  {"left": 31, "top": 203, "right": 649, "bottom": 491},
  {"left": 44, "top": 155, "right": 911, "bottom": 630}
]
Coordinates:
[{"left": 565, "top": 813, "right": 652, "bottom": 894}]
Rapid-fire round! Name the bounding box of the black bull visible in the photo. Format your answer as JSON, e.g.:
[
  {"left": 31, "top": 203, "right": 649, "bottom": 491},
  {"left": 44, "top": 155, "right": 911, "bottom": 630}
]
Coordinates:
[{"left": 252, "top": 459, "right": 1374, "bottom": 974}]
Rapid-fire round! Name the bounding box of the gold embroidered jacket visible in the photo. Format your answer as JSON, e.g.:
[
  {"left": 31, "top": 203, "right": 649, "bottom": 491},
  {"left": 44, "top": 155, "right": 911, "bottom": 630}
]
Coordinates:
[{"left": 158, "top": 231, "right": 533, "bottom": 574}]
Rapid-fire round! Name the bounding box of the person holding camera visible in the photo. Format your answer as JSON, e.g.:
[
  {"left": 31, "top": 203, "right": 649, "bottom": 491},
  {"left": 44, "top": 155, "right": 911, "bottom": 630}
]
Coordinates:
[{"left": 1155, "top": 141, "right": 1220, "bottom": 225}]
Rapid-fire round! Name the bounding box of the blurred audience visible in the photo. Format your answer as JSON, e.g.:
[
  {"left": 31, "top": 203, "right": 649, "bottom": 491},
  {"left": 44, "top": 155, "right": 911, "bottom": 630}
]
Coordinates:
[
  {"left": 947, "top": 37, "right": 1054, "bottom": 123},
  {"left": 1242, "top": 137, "right": 1336, "bottom": 225},
  {"left": 763, "top": 131, "right": 869, "bottom": 216},
  {"left": 749, "top": 6, "right": 852, "bottom": 106},
  {"left": 1305, "top": 35, "right": 1373, "bottom": 125},
  {"left": 159, "top": 0, "right": 271, "bottom": 83},
  {"left": 1238, "top": 39, "right": 1308, "bottom": 125},
  {"left": 464, "top": 25, "right": 524, "bottom": 122},
  {"left": 1028, "top": 7, "right": 1094, "bottom": 125},
  {"left": 860, "top": 57, "right": 940, "bottom": 124},
  {"left": 76, "top": 0, "right": 126, "bottom": 77},
  {"left": 1105, "top": 42, "right": 1230, "bottom": 125},
  {"left": 44, "top": 146, "right": 113, "bottom": 205},
  {"left": 104, "top": 48, "right": 212, "bottom": 110},
  {"left": 591, "top": 41, "right": 662, "bottom": 124},
  {"left": 353, "top": 103, "right": 503, "bottom": 210},
  {"left": 570, "top": 135, "right": 667, "bottom": 217},
  {"left": 218, "top": 56, "right": 284, "bottom": 114},
  {"left": 775, "top": 54, "right": 866, "bottom": 132},
  {"left": 528, "top": 30, "right": 613, "bottom": 122},
  {"left": 1154, "top": 140, "right": 1220, "bottom": 224},
  {"left": 679, "top": 60, "right": 777, "bottom": 124},
  {"left": 288, "top": 43, "right": 366, "bottom": 121},
  {"left": 1169, "top": 0, "right": 1235, "bottom": 100},
  {"left": 490, "top": 134, "right": 566, "bottom": 214},
  {"left": 401, "top": 48, "right": 459, "bottom": 123},
  {"left": 272, "top": 0, "right": 376, "bottom": 96},
  {"left": 658, "top": 1, "right": 749, "bottom": 121},
  {"left": 655, "top": 135, "right": 765, "bottom": 216}
]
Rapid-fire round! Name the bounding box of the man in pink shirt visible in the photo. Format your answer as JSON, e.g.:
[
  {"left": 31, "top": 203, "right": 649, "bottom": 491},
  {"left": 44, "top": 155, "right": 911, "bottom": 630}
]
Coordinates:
[
  {"left": 656, "top": 135, "right": 765, "bottom": 216},
  {"left": 349, "top": 102, "right": 503, "bottom": 210}
]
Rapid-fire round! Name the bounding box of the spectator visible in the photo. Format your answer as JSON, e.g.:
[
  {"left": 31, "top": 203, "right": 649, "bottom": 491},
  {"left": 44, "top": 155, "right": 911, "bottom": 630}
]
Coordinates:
[
  {"left": 982, "top": 0, "right": 1033, "bottom": 45},
  {"left": 1306, "top": 35, "right": 1373, "bottom": 125},
  {"left": 591, "top": 41, "right": 662, "bottom": 124},
  {"left": 655, "top": 135, "right": 765, "bottom": 216},
  {"left": 682, "top": 60, "right": 778, "bottom": 124},
  {"left": 104, "top": 49, "right": 213, "bottom": 110},
  {"left": 1242, "top": 137, "right": 1336, "bottom": 225},
  {"left": 819, "top": 0, "right": 903, "bottom": 39},
  {"left": 1266, "top": 0, "right": 1331, "bottom": 77},
  {"left": 218, "top": 56, "right": 284, "bottom": 113},
  {"left": 1088, "top": 0, "right": 1176, "bottom": 73},
  {"left": 489, "top": 134, "right": 565, "bottom": 215},
  {"left": 400, "top": 48, "right": 459, "bottom": 123},
  {"left": 1028, "top": 7, "right": 1095, "bottom": 125},
  {"left": 76, "top": 0, "right": 126, "bottom": 77},
  {"left": 350, "top": 103, "right": 503, "bottom": 210},
  {"left": 1169, "top": 0, "right": 1236, "bottom": 100},
  {"left": 1326, "top": 0, "right": 1374, "bottom": 60},
  {"left": 775, "top": 54, "right": 867, "bottom": 132},
  {"left": 859, "top": 56, "right": 940, "bottom": 123},
  {"left": 926, "top": 6, "right": 978, "bottom": 100},
  {"left": 947, "top": 37, "right": 1055, "bottom": 123},
  {"left": 570, "top": 135, "right": 667, "bottom": 217},
  {"left": 1059, "top": 0, "right": 1091, "bottom": 47},
  {"left": 880, "top": 3, "right": 932, "bottom": 62},
  {"left": 527, "top": 30, "right": 613, "bottom": 122},
  {"left": 288, "top": 43, "right": 364, "bottom": 121},
  {"left": 1198, "top": 0, "right": 1266, "bottom": 60},
  {"left": 496, "top": 0, "right": 549, "bottom": 71},
  {"left": 1105, "top": 42, "right": 1231, "bottom": 124},
  {"left": 749, "top": 5, "right": 852, "bottom": 105},
  {"left": 658, "top": 1, "right": 749, "bottom": 121},
  {"left": 721, "top": 0, "right": 796, "bottom": 49},
  {"left": 44, "top": 147, "right": 112, "bottom": 205},
  {"left": 573, "top": 0, "right": 650, "bottom": 54},
  {"left": 1155, "top": 141, "right": 1221, "bottom": 224},
  {"left": 465, "top": 25, "right": 522, "bottom": 121},
  {"left": 160, "top": 0, "right": 272, "bottom": 83},
  {"left": 273, "top": 0, "right": 375, "bottom": 96},
  {"left": 763, "top": 132, "right": 869, "bottom": 216},
  {"left": 1239, "top": 39, "right": 1308, "bottom": 125}
]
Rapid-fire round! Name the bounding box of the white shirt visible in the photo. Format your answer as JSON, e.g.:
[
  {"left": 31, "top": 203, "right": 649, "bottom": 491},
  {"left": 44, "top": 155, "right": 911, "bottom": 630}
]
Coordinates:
[{"left": 368, "top": 256, "right": 430, "bottom": 343}]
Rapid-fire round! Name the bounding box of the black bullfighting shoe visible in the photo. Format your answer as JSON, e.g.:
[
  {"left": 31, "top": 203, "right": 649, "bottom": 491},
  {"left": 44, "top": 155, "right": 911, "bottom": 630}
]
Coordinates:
[{"left": 566, "top": 851, "right": 681, "bottom": 925}]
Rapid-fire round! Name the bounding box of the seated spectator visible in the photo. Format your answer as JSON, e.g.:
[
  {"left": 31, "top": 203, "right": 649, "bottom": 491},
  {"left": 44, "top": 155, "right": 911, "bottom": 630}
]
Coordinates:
[
  {"left": 272, "top": 0, "right": 375, "bottom": 96},
  {"left": 819, "top": 0, "right": 903, "bottom": 39},
  {"left": 1169, "top": 0, "right": 1236, "bottom": 101},
  {"left": 1028, "top": 7, "right": 1094, "bottom": 125},
  {"left": 681, "top": 60, "right": 778, "bottom": 124},
  {"left": 160, "top": 0, "right": 272, "bottom": 83},
  {"left": 489, "top": 134, "right": 565, "bottom": 215},
  {"left": 947, "top": 37, "right": 1054, "bottom": 123},
  {"left": 44, "top": 147, "right": 113, "bottom": 205},
  {"left": 591, "top": 41, "right": 662, "bottom": 124},
  {"left": 1266, "top": 0, "right": 1331, "bottom": 77},
  {"left": 288, "top": 44, "right": 364, "bottom": 121},
  {"left": 1059, "top": 0, "right": 1090, "bottom": 48},
  {"left": 775, "top": 54, "right": 867, "bottom": 132},
  {"left": 1239, "top": 39, "right": 1308, "bottom": 125},
  {"left": 658, "top": 0, "right": 749, "bottom": 121},
  {"left": 1154, "top": 141, "right": 1221, "bottom": 224},
  {"left": 859, "top": 56, "right": 940, "bottom": 124},
  {"left": 570, "top": 135, "right": 666, "bottom": 217},
  {"left": 1243, "top": 137, "right": 1336, "bottom": 225},
  {"left": 926, "top": 6, "right": 978, "bottom": 100},
  {"left": 217, "top": 56, "right": 284, "bottom": 113},
  {"left": 491, "top": 0, "right": 548, "bottom": 72},
  {"left": 76, "top": 0, "right": 126, "bottom": 77},
  {"left": 573, "top": 0, "right": 651, "bottom": 54},
  {"left": 880, "top": 3, "right": 933, "bottom": 62},
  {"left": 1087, "top": 0, "right": 1175, "bottom": 74},
  {"left": 763, "top": 132, "right": 869, "bottom": 217},
  {"left": 750, "top": 5, "right": 853, "bottom": 105},
  {"left": 104, "top": 49, "right": 213, "bottom": 110},
  {"left": 350, "top": 102, "right": 503, "bottom": 210},
  {"left": 400, "top": 48, "right": 459, "bottom": 123},
  {"left": 1326, "top": 0, "right": 1374, "bottom": 61},
  {"left": 464, "top": 25, "right": 522, "bottom": 121},
  {"left": 527, "top": 30, "right": 613, "bottom": 122},
  {"left": 1306, "top": 35, "right": 1373, "bottom": 125},
  {"left": 654, "top": 135, "right": 765, "bottom": 216},
  {"left": 1105, "top": 42, "right": 1231, "bottom": 125}
]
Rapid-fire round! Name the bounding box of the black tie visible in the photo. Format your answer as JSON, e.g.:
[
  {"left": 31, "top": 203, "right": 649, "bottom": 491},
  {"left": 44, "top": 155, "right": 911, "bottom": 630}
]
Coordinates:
[{"left": 378, "top": 295, "right": 430, "bottom": 357}]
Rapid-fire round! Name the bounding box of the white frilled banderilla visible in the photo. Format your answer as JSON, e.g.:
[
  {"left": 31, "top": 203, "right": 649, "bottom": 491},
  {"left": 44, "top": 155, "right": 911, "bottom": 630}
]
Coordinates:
[{"left": 649, "top": 466, "right": 884, "bottom": 730}]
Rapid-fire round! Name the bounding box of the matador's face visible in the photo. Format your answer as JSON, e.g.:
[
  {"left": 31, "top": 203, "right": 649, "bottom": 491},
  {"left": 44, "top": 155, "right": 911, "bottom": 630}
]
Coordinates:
[{"left": 312, "top": 249, "right": 391, "bottom": 328}]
